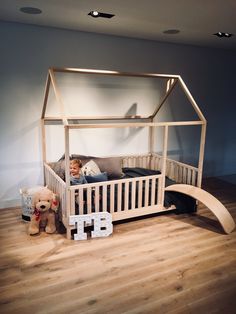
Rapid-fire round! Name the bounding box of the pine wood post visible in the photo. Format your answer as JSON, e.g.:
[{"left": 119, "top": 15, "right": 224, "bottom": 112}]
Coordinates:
[
  {"left": 64, "top": 126, "right": 70, "bottom": 188},
  {"left": 41, "top": 118, "right": 46, "bottom": 163},
  {"left": 160, "top": 125, "right": 168, "bottom": 206},
  {"left": 197, "top": 123, "right": 207, "bottom": 188},
  {"left": 64, "top": 125, "right": 71, "bottom": 239},
  {"left": 148, "top": 118, "right": 155, "bottom": 168}
]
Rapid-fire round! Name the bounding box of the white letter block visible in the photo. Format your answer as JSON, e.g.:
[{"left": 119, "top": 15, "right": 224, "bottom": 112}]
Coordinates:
[
  {"left": 91, "top": 212, "right": 113, "bottom": 238},
  {"left": 69, "top": 212, "right": 113, "bottom": 241},
  {"left": 69, "top": 215, "right": 92, "bottom": 240}
]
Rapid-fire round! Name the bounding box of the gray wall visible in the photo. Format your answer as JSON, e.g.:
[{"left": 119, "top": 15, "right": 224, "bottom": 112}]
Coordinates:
[{"left": 0, "top": 21, "right": 236, "bottom": 208}]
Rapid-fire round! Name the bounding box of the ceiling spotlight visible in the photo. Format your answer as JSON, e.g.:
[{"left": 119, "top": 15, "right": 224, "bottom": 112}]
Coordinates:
[
  {"left": 20, "top": 7, "right": 42, "bottom": 14},
  {"left": 88, "top": 11, "right": 115, "bottom": 18},
  {"left": 89, "top": 10, "right": 99, "bottom": 17},
  {"left": 214, "top": 32, "right": 233, "bottom": 38}
]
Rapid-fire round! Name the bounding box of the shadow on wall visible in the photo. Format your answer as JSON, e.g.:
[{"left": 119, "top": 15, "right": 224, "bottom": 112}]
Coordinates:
[{"left": 113, "top": 103, "right": 144, "bottom": 143}]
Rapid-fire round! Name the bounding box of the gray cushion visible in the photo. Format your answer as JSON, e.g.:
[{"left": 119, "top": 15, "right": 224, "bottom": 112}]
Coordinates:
[{"left": 50, "top": 155, "right": 124, "bottom": 180}]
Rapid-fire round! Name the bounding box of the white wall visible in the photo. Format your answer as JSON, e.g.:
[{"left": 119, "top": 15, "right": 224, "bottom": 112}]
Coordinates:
[{"left": 0, "top": 21, "right": 236, "bottom": 208}]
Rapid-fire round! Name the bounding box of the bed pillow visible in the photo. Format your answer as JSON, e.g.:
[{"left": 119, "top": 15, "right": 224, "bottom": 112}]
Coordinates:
[
  {"left": 85, "top": 172, "right": 108, "bottom": 183},
  {"left": 50, "top": 155, "right": 124, "bottom": 180},
  {"left": 94, "top": 157, "right": 124, "bottom": 179},
  {"left": 49, "top": 161, "right": 65, "bottom": 180},
  {"left": 81, "top": 160, "right": 101, "bottom": 176},
  {"left": 72, "top": 155, "right": 124, "bottom": 179}
]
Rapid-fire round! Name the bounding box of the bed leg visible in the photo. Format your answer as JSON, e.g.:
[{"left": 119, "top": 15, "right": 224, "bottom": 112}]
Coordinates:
[{"left": 66, "top": 227, "right": 72, "bottom": 240}]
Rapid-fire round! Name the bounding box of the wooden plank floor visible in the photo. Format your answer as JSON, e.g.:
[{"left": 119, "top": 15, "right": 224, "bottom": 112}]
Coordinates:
[{"left": 0, "top": 178, "right": 236, "bottom": 314}]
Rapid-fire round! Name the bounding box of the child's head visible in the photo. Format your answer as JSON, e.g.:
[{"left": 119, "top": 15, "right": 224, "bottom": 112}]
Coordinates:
[{"left": 70, "top": 159, "right": 83, "bottom": 176}]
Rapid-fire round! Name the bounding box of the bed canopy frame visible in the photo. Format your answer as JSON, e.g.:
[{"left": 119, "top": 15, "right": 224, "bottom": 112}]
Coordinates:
[{"left": 41, "top": 67, "right": 235, "bottom": 239}]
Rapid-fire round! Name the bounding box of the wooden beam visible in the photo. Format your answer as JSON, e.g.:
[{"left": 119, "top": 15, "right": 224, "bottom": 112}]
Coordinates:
[
  {"left": 51, "top": 67, "right": 180, "bottom": 79},
  {"left": 48, "top": 69, "right": 68, "bottom": 126},
  {"left": 44, "top": 115, "right": 151, "bottom": 121},
  {"left": 66, "top": 121, "right": 204, "bottom": 129},
  {"left": 41, "top": 73, "right": 51, "bottom": 119},
  {"left": 178, "top": 76, "right": 206, "bottom": 123},
  {"left": 150, "top": 78, "right": 178, "bottom": 119}
]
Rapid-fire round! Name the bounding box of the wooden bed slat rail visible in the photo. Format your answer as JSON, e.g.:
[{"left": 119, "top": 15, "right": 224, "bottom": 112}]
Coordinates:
[{"left": 44, "top": 153, "right": 199, "bottom": 239}]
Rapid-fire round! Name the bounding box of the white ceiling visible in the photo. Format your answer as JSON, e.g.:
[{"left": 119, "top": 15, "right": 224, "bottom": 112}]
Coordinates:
[{"left": 1, "top": 0, "right": 236, "bottom": 50}]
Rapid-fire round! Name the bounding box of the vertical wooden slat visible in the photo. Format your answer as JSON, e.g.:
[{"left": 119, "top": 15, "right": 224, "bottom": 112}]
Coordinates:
[
  {"left": 110, "top": 184, "right": 115, "bottom": 213},
  {"left": 183, "top": 167, "right": 187, "bottom": 183},
  {"left": 145, "top": 179, "right": 149, "bottom": 207},
  {"left": 95, "top": 186, "right": 100, "bottom": 212},
  {"left": 192, "top": 170, "right": 196, "bottom": 186},
  {"left": 70, "top": 190, "right": 76, "bottom": 216},
  {"left": 87, "top": 187, "right": 92, "bottom": 214},
  {"left": 187, "top": 169, "right": 192, "bottom": 185},
  {"left": 102, "top": 185, "right": 107, "bottom": 211},
  {"left": 151, "top": 178, "right": 156, "bottom": 206},
  {"left": 131, "top": 181, "right": 136, "bottom": 210},
  {"left": 157, "top": 177, "right": 162, "bottom": 206},
  {"left": 138, "top": 179, "right": 143, "bottom": 208},
  {"left": 78, "top": 189, "right": 84, "bottom": 215},
  {"left": 117, "top": 183, "right": 122, "bottom": 211},
  {"left": 124, "top": 181, "right": 129, "bottom": 211}
]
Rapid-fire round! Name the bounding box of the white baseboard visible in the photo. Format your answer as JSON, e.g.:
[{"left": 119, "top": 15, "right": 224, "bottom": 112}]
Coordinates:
[{"left": 0, "top": 198, "right": 21, "bottom": 209}]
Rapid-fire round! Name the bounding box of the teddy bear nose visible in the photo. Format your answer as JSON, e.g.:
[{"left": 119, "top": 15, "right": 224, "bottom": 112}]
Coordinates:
[{"left": 40, "top": 205, "right": 46, "bottom": 209}]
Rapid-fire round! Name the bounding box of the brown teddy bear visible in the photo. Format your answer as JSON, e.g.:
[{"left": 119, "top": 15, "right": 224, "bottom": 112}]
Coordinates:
[{"left": 28, "top": 187, "right": 59, "bottom": 235}]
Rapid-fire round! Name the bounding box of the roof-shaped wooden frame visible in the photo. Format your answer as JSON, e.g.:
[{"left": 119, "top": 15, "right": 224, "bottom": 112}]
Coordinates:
[{"left": 41, "top": 67, "right": 207, "bottom": 189}]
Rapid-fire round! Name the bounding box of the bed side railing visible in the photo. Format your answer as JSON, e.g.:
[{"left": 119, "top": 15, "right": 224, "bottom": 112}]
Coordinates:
[
  {"left": 121, "top": 154, "right": 151, "bottom": 168},
  {"left": 151, "top": 153, "right": 198, "bottom": 186},
  {"left": 121, "top": 153, "right": 198, "bottom": 186},
  {"left": 44, "top": 163, "right": 67, "bottom": 221},
  {"left": 70, "top": 173, "right": 164, "bottom": 221}
]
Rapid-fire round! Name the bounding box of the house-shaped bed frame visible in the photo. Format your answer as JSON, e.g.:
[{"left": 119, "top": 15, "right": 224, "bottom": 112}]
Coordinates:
[{"left": 41, "top": 67, "right": 235, "bottom": 239}]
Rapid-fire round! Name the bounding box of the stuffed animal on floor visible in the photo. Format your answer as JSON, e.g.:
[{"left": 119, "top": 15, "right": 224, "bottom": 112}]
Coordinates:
[{"left": 28, "top": 187, "right": 59, "bottom": 235}]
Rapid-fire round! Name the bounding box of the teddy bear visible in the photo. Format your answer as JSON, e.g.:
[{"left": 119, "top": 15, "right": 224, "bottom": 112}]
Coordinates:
[{"left": 28, "top": 187, "right": 59, "bottom": 235}]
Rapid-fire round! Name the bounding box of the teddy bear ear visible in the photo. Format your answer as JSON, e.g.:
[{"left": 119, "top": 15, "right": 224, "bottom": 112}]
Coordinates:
[
  {"left": 51, "top": 193, "right": 59, "bottom": 212},
  {"left": 32, "top": 193, "right": 39, "bottom": 208}
]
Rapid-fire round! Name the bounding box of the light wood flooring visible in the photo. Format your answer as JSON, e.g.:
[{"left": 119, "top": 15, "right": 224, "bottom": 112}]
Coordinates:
[{"left": 0, "top": 177, "right": 236, "bottom": 314}]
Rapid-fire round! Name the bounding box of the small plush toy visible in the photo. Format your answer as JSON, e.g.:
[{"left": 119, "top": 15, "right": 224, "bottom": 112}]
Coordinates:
[{"left": 28, "top": 187, "right": 59, "bottom": 235}]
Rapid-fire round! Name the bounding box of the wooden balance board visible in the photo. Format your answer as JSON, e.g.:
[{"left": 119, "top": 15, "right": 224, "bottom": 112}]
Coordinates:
[{"left": 165, "top": 184, "right": 235, "bottom": 234}]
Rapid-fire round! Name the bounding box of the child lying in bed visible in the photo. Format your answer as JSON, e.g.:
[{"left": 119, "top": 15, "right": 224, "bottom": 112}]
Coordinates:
[{"left": 70, "top": 159, "right": 87, "bottom": 185}]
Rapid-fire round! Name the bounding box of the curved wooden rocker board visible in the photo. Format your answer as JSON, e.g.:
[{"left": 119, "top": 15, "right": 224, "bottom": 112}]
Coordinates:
[{"left": 165, "top": 184, "right": 235, "bottom": 234}]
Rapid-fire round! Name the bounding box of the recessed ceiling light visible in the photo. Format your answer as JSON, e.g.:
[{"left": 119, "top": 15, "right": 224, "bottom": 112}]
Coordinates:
[
  {"left": 214, "top": 32, "right": 233, "bottom": 38},
  {"left": 163, "top": 29, "right": 180, "bottom": 35},
  {"left": 88, "top": 11, "right": 115, "bottom": 18},
  {"left": 20, "top": 7, "right": 42, "bottom": 14}
]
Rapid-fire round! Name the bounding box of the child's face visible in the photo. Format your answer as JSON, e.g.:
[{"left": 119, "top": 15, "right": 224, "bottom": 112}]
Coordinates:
[{"left": 70, "top": 164, "right": 80, "bottom": 176}]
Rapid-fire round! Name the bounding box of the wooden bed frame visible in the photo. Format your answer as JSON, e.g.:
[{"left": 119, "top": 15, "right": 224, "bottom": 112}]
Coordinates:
[{"left": 41, "top": 67, "right": 234, "bottom": 239}]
